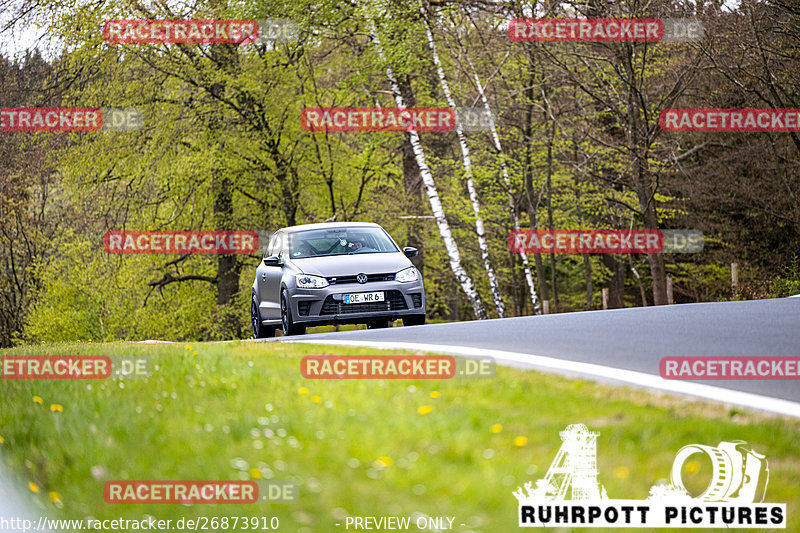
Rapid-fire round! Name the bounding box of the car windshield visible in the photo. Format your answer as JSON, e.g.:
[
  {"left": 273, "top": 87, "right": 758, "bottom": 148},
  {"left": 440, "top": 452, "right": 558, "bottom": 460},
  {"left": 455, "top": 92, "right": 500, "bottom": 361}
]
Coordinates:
[{"left": 288, "top": 227, "right": 399, "bottom": 258}]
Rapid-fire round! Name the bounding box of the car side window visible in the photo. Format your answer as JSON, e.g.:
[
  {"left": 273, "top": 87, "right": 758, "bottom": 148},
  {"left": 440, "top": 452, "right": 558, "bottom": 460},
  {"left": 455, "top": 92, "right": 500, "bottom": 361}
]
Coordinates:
[
  {"left": 266, "top": 233, "right": 278, "bottom": 259},
  {"left": 276, "top": 233, "right": 289, "bottom": 262}
]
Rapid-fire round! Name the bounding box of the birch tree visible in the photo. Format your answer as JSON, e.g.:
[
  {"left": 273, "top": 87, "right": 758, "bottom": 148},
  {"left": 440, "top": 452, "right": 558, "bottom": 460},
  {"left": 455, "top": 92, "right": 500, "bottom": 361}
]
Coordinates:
[
  {"left": 367, "top": 14, "right": 489, "bottom": 320},
  {"left": 420, "top": 4, "right": 505, "bottom": 318},
  {"left": 466, "top": 55, "right": 541, "bottom": 315},
  {"left": 449, "top": 13, "right": 541, "bottom": 314}
]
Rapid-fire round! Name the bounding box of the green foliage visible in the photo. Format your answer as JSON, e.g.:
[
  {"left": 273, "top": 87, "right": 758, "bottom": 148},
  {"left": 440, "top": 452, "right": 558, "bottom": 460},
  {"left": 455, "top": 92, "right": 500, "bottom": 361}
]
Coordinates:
[
  {"left": 22, "top": 232, "right": 221, "bottom": 342},
  {"left": 0, "top": 0, "right": 797, "bottom": 345},
  {"left": 769, "top": 257, "right": 800, "bottom": 298}
]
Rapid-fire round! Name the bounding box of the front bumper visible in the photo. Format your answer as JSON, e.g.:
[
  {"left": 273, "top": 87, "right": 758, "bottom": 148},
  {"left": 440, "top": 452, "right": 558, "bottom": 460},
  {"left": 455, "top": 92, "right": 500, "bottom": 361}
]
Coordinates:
[{"left": 289, "top": 279, "right": 425, "bottom": 326}]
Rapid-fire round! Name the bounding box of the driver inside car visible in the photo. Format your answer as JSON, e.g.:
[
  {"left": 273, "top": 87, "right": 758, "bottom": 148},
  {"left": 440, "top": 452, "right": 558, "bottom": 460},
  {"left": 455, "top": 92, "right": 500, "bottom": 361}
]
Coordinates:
[
  {"left": 294, "top": 241, "right": 316, "bottom": 257},
  {"left": 347, "top": 237, "right": 368, "bottom": 251}
]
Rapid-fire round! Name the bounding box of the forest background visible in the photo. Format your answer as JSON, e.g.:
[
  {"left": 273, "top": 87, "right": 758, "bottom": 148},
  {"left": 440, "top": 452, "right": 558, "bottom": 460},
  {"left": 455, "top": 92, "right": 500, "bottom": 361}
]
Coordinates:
[{"left": 1, "top": 0, "right": 799, "bottom": 345}]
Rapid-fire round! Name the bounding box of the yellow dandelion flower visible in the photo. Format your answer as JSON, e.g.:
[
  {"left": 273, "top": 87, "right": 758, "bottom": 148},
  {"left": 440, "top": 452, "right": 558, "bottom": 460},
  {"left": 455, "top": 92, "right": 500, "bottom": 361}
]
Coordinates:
[
  {"left": 513, "top": 436, "right": 528, "bottom": 447},
  {"left": 430, "top": 391, "right": 439, "bottom": 399},
  {"left": 29, "top": 482, "right": 39, "bottom": 493},
  {"left": 0, "top": 436, "right": 4, "bottom": 444},
  {"left": 375, "top": 456, "right": 393, "bottom": 467},
  {"left": 49, "top": 491, "right": 62, "bottom": 503},
  {"left": 193, "top": 350, "right": 198, "bottom": 356},
  {"left": 491, "top": 424, "right": 503, "bottom": 434},
  {"left": 685, "top": 460, "right": 699, "bottom": 474},
  {"left": 50, "top": 404, "right": 64, "bottom": 412},
  {"left": 417, "top": 405, "right": 432, "bottom": 415},
  {"left": 299, "top": 387, "right": 309, "bottom": 394},
  {"left": 33, "top": 396, "right": 43, "bottom": 404},
  {"left": 249, "top": 468, "right": 263, "bottom": 479},
  {"left": 614, "top": 466, "right": 629, "bottom": 479},
  {"left": 312, "top": 395, "right": 321, "bottom": 403}
]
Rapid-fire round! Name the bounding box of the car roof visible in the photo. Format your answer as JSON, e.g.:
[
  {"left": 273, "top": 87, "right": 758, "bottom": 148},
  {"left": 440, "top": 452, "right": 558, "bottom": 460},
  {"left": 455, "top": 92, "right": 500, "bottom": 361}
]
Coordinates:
[{"left": 279, "top": 222, "right": 383, "bottom": 233}]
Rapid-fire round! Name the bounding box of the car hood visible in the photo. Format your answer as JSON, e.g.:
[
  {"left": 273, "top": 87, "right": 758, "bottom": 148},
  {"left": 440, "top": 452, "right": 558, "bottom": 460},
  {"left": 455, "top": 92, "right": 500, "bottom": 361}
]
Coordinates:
[{"left": 291, "top": 252, "right": 413, "bottom": 277}]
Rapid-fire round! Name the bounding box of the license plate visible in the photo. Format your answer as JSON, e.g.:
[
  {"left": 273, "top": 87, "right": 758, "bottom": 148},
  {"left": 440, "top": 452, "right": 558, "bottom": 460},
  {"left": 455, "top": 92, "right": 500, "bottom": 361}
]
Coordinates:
[{"left": 343, "top": 291, "right": 385, "bottom": 304}]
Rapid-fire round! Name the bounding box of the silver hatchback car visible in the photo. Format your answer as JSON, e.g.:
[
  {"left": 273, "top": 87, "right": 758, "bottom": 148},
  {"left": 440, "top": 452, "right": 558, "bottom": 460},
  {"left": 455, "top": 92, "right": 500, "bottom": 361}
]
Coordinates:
[{"left": 251, "top": 222, "right": 426, "bottom": 337}]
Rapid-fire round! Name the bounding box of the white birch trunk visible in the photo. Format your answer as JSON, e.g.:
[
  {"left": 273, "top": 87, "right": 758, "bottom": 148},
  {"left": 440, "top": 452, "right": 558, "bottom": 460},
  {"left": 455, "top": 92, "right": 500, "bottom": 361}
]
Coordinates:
[
  {"left": 421, "top": 8, "right": 505, "bottom": 318},
  {"left": 465, "top": 55, "right": 541, "bottom": 315},
  {"left": 370, "top": 21, "right": 489, "bottom": 320}
]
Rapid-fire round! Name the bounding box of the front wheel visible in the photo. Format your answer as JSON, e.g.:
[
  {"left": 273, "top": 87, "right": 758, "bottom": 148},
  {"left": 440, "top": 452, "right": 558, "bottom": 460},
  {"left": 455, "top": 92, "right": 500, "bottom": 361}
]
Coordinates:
[
  {"left": 403, "top": 314, "right": 426, "bottom": 327},
  {"left": 281, "top": 289, "right": 306, "bottom": 336},
  {"left": 252, "top": 295, "right": 275, "bottom": 339}
]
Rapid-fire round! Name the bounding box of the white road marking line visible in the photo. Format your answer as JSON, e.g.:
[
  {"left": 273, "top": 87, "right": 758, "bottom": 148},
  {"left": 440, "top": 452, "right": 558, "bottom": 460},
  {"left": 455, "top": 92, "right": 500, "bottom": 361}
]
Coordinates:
[{"left": 286, "top": 339, "right": 800, "bottom": 419}]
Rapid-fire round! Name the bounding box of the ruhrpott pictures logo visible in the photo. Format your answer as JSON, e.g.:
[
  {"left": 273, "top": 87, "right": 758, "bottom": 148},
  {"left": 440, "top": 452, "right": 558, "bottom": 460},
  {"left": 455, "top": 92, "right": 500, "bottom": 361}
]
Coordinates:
[{"left": 514, "top": 424, "right": 786, "bottom": 528}]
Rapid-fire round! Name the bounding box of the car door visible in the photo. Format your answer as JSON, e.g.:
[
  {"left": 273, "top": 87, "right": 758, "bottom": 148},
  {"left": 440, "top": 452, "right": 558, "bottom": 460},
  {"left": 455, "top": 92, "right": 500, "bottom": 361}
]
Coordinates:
[
  {"left": 255, "top": 234, "right": 275, "bottom": 320},
  {"left": 259, "top": 231, "right": 286, "bottom": 320}
]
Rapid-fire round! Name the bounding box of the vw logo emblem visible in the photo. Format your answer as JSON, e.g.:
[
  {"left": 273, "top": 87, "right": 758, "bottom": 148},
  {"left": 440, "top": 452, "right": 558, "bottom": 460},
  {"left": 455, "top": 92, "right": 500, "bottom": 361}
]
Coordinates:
[{"left": 356, "top": 273, "right": 368, "bottom": 284}]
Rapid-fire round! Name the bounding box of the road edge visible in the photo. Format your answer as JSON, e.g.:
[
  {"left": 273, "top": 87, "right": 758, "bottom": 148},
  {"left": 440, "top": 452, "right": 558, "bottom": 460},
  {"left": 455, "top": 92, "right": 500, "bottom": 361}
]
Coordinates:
[{"left": 285, "top": 339, "right": 800, "bottom": 419}]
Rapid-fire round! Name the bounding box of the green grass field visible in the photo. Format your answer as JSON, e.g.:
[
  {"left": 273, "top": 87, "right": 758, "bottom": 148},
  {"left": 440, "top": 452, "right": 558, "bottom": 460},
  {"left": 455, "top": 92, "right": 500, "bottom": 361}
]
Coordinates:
[{"left": 1, "top": 341, "right": 798, "bottom": 532}]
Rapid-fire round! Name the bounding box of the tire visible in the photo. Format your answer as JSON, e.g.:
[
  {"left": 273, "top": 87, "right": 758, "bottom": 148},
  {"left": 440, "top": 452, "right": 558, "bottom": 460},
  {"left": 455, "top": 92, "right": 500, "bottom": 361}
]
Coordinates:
[
  {"left": 252, "top": 295, "right": 275, "bottom": 339},
  {"left": 281, "top": 289, "right": 306, "bottom": 336},
  {"left": 403, "top": 314, "right": 426, "bottom": 327},
  {"left": 367, "top": 319, "right": 390, "bottom": 329}
]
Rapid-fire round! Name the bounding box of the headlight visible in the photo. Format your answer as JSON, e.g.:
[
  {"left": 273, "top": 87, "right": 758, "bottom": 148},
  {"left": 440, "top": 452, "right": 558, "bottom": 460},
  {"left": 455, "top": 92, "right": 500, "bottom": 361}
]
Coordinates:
[
  {"left": 396, "top": 267, "right": 419, "bottom": 283},
  {"left": 296, "top": 274, "right": 329, "bottom": 289}
]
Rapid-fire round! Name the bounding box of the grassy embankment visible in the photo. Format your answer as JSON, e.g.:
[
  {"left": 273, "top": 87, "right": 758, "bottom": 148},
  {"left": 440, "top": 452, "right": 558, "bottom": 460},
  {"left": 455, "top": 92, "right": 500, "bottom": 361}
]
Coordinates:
[{"left": 1, "top": 340, "right": 798, "bottom": 532}]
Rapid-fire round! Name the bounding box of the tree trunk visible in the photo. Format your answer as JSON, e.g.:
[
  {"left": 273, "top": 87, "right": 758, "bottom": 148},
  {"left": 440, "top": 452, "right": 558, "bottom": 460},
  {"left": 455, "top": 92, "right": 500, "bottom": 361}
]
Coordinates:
[
  {"left": 622, "top": 45, "right": 667, "bottom": 305},
  {"left": 573, "top": 139, "right": 592, "bottom": 310},
  {"left": 370, "top": 21, "right": 488, "bottom": 319},
  {"left": 544, "top": 111, "right": 559, "bottom": 312},
  {"left": 422, "top": 10, "right": 504, "bottom": 318},
  {"left": 209, "top": 44, "right": 242, "bottom": 337},
  {"left": 602, "top": 255, "right": 626, "bottom": 308},
  {"left": 522, "top": 75, "right": 548, "bottom": 312},
  {"left": 464, "top": 52, "right": 540, "bottom": 314}
]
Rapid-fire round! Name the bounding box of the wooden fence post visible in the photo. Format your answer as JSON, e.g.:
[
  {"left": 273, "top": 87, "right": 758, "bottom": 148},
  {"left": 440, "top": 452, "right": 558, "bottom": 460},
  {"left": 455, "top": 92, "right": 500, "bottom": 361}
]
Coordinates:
[{"left": 666, "top": 276, "right": 674, "bottom": 305}]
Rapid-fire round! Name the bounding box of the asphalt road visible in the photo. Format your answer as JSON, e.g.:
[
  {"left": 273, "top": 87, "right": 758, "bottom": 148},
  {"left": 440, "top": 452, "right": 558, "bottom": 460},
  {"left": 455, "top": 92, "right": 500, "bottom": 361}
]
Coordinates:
[{"left": 288, "top": 298, "right": 800, "bottom": 404}]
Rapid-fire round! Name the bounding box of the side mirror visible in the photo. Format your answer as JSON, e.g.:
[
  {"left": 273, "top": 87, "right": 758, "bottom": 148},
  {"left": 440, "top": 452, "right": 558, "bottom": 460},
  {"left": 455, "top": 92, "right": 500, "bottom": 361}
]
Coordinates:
[
  {"left": 263, "top": 255, "right": 281, "bottom": 266},
  {"left": 403, "top": 247, "right": 418, "bottom": 258}
]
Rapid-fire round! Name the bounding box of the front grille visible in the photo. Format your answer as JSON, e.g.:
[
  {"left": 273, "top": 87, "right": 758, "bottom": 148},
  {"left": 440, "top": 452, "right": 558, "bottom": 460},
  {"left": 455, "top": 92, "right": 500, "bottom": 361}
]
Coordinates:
[
  {"left": 320, "top": 290, "right": 408, "bottom": 315},
  {"left": 326, "top": 273, "right": 395, "bottom": 285},
  {"left": 410, "top": 293, "right": 423, "bottom": 308},
  {"left": 297, "top": 301, "right": 313, "bottom": 316}
]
